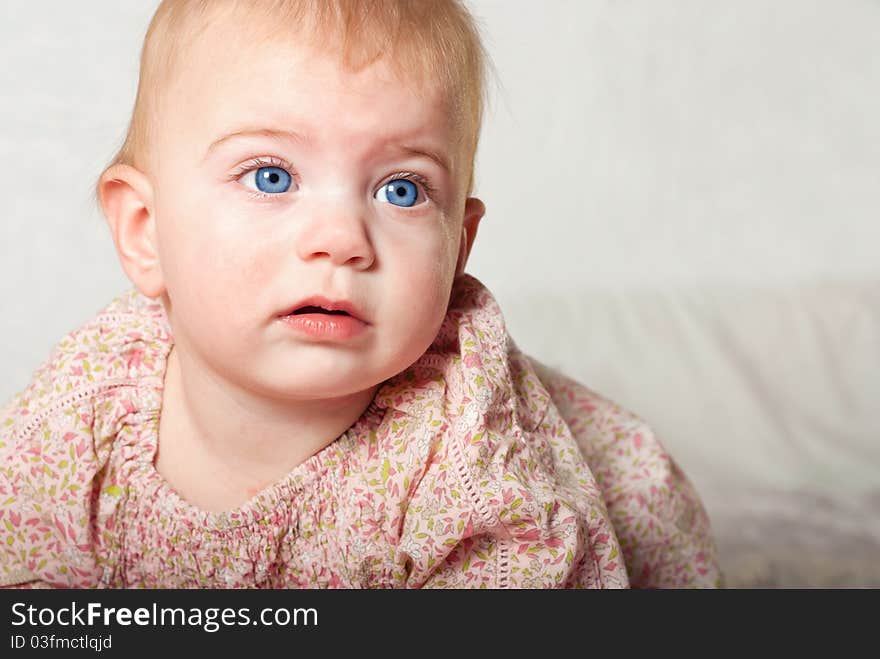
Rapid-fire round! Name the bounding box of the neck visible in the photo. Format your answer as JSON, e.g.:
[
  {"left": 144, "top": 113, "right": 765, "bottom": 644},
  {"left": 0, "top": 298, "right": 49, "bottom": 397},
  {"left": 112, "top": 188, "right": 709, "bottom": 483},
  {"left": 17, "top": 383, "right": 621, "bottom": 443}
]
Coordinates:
[{"left": 155, "top": 344, "right": 378, "bottom": 512}]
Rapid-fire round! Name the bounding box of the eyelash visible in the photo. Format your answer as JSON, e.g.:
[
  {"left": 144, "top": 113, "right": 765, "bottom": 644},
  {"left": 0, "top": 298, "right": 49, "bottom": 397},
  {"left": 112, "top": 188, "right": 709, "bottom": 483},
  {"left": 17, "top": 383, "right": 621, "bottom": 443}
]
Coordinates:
[
  {"left": 228, "top": 156, "right": 439, "bottom": 203},
  {"left": 228, "top": 156, "right": 296, "bottom": 201}
]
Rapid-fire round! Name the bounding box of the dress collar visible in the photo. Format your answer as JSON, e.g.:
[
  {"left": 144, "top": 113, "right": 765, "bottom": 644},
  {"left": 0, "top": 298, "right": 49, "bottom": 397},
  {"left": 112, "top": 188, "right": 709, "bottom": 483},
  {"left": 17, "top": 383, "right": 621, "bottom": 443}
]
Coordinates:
[{"left": 373, "top": 273, "right": 516, "bottom": 424}]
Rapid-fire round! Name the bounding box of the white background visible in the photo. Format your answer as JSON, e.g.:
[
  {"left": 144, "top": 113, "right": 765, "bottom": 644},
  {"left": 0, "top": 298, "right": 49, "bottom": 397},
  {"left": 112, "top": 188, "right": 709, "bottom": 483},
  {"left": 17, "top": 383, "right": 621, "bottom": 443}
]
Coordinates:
[
  {"left": 1, "top": 2, "right": 878, "bottom": 530},
  {"left": 2, "top": 0, "right": 878, "bottom": 396}
]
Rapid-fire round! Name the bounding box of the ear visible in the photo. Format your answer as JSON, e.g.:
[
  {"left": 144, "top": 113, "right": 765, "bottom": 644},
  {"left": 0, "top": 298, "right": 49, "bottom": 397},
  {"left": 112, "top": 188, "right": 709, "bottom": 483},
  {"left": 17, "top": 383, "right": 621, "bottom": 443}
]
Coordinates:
[
  {"left": 454, "top": 197, "right": 485, "bottom": 279},
  {"left": 98, "top": 164, "right": 165, "bottom": 299}
]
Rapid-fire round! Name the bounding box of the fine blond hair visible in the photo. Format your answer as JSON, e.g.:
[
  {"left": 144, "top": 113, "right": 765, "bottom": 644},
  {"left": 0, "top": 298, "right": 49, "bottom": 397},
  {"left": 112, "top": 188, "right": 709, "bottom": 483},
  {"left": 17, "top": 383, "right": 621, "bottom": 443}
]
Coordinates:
[{"left": 95, "top": 0, "right": 489, "bottom": 207}]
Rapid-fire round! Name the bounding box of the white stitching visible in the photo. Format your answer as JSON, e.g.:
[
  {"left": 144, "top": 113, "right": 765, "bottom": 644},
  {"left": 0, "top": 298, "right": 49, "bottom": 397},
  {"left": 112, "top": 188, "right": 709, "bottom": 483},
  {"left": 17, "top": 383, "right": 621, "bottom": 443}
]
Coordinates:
[{"left": 15, "top": 380, "right": 142, "bottom": 444}]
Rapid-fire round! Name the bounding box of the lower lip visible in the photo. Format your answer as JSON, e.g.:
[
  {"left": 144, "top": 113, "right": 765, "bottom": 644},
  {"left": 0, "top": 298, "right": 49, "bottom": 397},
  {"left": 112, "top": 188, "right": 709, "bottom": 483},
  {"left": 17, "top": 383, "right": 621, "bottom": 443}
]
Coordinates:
[{"left": 279, "top": 313, "right": 368, "bottom": 340}]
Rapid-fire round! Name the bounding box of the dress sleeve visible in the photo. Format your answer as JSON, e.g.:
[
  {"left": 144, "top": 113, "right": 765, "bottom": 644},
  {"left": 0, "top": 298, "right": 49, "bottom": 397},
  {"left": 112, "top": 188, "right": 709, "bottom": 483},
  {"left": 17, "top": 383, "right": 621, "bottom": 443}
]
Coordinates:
[
  {"left": 400, "top": 419, "right": 630, "bottom": 589},
  {"left": 528, "top": 358, "right": 723, "bottom": 588},
  {"left": 0, "top": 381, "right": 49, "bottom": 588},
  {"left": 0, "top": 364, "right": 124, "bottom": 589}
]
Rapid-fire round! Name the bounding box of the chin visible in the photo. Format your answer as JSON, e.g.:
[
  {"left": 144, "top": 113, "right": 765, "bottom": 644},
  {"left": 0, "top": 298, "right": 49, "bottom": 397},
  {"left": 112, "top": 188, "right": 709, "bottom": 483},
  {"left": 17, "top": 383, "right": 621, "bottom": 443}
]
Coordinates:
[{"left": 256, "top": 369, "right": 380, "bottom": 400}]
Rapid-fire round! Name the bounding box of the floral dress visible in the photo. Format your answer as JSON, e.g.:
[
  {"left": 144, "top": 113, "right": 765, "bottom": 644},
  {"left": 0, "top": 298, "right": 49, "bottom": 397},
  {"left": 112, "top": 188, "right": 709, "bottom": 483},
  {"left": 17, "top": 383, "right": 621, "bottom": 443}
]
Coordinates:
[{"left": 0, "top": 274, "right": 721, "bottom": 588}]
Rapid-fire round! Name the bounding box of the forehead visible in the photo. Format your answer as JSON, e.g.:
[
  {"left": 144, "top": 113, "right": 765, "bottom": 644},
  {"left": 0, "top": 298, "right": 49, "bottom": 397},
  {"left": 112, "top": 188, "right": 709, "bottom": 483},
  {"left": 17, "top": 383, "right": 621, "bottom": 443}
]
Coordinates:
[{"left": 161, "top": 16, "right": 459, "bottom": 166}]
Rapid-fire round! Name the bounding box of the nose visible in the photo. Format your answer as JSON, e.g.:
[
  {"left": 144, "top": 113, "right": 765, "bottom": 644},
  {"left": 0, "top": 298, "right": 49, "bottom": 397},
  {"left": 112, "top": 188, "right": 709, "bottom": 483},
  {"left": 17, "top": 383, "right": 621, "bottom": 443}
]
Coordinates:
[{"left": 295, "top": 197, "right": 376, "bottom": 269}]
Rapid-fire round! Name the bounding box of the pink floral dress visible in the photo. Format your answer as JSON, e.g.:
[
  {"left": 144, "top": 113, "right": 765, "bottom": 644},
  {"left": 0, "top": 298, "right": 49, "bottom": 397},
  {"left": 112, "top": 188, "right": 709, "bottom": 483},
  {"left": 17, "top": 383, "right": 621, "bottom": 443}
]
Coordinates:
[{"left": 0, "top": 274, "right": 721, "bottom": 588}]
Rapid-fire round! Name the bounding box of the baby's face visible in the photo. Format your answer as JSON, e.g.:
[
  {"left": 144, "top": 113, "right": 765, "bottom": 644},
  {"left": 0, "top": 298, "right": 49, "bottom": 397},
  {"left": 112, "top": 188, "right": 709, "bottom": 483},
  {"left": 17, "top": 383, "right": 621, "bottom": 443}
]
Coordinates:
[{"left": 148, "top": 23, "right": 480, "bottom": 401}]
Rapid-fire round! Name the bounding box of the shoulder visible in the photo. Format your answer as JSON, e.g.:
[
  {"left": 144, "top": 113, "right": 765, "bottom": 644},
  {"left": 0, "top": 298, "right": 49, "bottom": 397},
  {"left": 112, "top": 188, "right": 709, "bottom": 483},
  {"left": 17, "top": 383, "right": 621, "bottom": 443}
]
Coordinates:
[
  {"left": 524, "top": 355, "right": 723, "bottom": 588},
  {"left": 524, "top": 355, "right": 665, "bottom": 481},
  {"left": 0, "top": 290, "right": 170, "bottom": 587},
  {"left": 377, "top": 276, "right": 628, "bottom": 587},
  {"left": 2, "top": 289, "right": 170, "bottom": 470},
  {"left": 6, "top": 290, "right": 170, "bottom": 411},
  {"left": 388, "top": 355, "right": 629, "bottom": 588}
]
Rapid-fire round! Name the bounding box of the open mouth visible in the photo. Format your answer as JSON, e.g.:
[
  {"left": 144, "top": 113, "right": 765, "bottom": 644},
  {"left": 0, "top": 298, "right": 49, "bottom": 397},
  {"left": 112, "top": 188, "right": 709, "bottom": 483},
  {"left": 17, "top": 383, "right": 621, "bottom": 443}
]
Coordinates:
[
  {"left": 279, "top": 296, "right": 367, "bottom": 324},
  {"left": 280, "top": 302, "right": 368, "bottom": 339},
  {"left": 292, "top": 306, "right": 351, "bottom": 316}
]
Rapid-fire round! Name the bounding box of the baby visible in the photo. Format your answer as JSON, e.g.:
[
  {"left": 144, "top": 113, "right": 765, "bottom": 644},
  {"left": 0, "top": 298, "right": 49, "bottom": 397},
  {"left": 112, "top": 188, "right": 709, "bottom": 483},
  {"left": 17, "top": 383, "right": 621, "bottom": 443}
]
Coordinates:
[{"left": 0, "top": 0, "right": 721, "bottom": 588}]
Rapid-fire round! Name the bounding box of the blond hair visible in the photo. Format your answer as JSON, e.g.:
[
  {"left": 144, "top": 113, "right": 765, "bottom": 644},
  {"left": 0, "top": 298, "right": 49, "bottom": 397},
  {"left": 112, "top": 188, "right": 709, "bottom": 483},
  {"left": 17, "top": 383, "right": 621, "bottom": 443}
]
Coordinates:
[{"left": 95, "top": 0, "right": 489, "bottom": 208}]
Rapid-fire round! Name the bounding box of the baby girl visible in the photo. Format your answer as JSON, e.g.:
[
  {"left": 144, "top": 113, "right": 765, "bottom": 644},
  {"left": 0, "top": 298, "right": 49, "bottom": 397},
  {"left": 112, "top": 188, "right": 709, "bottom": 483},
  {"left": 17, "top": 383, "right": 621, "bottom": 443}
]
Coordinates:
[{"left": 0, "top": 0, "right": 721, "bottom": 588}]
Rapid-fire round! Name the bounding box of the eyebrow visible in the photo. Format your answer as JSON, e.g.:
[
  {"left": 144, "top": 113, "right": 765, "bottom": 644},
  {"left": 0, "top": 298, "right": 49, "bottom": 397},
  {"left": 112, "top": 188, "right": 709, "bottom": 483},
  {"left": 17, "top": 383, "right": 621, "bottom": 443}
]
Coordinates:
[
  {"left": 204, "top": 127, "right": 452, "bottom": 174},
  {"left": 204, "top": 127, "right": 306, "bottom": 161}
]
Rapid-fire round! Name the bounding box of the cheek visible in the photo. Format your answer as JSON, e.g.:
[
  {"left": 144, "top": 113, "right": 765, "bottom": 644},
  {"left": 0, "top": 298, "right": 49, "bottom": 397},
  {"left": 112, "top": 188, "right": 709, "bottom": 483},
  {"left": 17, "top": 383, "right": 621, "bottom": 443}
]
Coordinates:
[
  {"left": 232, "top": 237, "right": 283, "bottom": 286},
  {"left": 399, "top": 226, "right": 456, "bottom": 283},
  {"left": 158, "top": 210, "right": 269, "bottom": 317},
  {"left": 391, "top": 235, "right": 458, "bottom": 328},
  {"left": 432, "top": 223, "right": 461, "bottom": 292}
]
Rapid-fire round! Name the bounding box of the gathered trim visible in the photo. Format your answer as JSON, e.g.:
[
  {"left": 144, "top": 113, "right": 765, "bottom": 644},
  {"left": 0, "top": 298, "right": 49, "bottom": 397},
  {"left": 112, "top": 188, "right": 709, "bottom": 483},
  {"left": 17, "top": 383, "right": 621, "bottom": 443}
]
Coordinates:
[
  {"left": 0, "top": 567, "right": 37, "bottom": 588},
  {"left": 15, "top": 379, "right": 144, "bottom": 444}
]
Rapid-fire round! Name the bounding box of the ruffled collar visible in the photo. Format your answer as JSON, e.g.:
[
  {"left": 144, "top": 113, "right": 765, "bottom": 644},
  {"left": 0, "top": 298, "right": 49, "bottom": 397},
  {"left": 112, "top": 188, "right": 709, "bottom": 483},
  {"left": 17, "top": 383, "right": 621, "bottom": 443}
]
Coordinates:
[
  {"left": 110, "top": 273, "right": 525, "bottom": 530},
  {"left": 119, "top": 273, "right": 519, "bottom": 428},
  {"left": 373, "top": 273, "right": 517, "bottom": 423}
]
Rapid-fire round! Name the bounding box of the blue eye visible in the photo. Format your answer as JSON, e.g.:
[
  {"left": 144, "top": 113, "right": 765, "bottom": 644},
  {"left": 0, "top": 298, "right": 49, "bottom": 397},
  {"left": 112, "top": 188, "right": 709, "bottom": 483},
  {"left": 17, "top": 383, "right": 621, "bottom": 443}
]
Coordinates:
[
  {"left": 376, "top": 179, "right": 419, "bottom": 207},
  {"left": 253, "top": 166, "right": 292, "bottom": 194}
]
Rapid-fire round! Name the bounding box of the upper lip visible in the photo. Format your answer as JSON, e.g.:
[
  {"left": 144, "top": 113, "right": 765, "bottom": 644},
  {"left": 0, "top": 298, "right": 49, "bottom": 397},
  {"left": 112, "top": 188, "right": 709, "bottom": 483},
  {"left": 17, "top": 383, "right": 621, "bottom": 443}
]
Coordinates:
[{"left": 280, "top": 295, "right": 369, "bottom": 324}]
